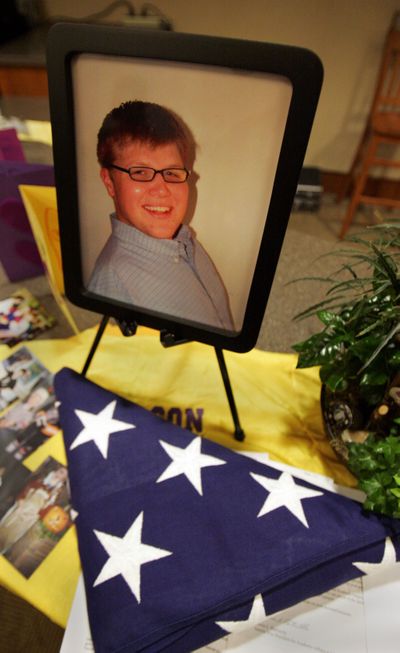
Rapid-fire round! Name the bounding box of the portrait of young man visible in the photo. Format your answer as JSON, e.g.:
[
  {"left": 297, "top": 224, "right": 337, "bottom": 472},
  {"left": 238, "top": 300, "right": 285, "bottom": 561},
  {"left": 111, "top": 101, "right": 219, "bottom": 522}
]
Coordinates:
[
  {"left": 88, "top": 100, "right": 235, "bottom": 331},
  {"left": 71, "top": 55, "right": 293, "bottom": 338}
]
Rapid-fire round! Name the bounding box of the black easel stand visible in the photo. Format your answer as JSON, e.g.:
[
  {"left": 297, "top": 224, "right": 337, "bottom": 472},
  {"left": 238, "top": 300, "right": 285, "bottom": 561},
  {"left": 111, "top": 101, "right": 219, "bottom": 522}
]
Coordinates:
[
  {"left": 81, "top": 315, "right": 110, "bottom": 378},
  {"left": 81, "top": 316, "right": 245, "bottom": 441},
  {"left": 214, "top": 348, "right": 244, "bottom": 441}
]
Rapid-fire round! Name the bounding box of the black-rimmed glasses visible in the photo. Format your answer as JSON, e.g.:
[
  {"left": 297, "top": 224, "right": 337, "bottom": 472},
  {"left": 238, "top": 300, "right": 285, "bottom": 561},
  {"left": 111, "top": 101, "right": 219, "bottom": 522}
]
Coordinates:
[{"left": 108, "top": 164, "right": 190, "bottom": 183}]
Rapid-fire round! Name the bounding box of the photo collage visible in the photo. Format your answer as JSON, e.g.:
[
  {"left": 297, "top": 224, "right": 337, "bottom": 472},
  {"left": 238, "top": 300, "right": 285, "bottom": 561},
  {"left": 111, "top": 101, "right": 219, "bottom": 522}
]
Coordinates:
[{"left": 0, "top": 346, "right": 72, "bottom": 577}]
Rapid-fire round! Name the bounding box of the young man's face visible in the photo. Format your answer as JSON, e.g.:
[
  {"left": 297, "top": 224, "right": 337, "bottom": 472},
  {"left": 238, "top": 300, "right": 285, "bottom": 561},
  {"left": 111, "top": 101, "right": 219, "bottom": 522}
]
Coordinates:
[{"left": 100, "top": 140, "right": 189, "bottom": 239}]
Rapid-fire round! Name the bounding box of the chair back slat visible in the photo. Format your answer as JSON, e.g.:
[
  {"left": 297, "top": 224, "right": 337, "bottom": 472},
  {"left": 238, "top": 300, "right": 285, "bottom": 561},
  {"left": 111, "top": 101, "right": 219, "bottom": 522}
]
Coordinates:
[{"left": 374, "top": 31, "right": 400, "bottom": 112}]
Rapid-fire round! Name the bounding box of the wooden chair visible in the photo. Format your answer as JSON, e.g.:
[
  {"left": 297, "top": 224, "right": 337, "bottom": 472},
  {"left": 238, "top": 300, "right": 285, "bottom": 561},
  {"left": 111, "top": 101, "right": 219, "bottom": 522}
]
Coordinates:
[{"left": 340, "top": 21, "right": 400, "bottom": 238}]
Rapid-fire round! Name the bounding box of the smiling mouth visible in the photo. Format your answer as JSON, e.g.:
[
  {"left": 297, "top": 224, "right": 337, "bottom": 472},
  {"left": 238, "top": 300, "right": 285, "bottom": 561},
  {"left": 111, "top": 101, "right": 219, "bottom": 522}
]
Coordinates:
[{"left": 143, "top": 205, "right": 171, "bottom": 215}]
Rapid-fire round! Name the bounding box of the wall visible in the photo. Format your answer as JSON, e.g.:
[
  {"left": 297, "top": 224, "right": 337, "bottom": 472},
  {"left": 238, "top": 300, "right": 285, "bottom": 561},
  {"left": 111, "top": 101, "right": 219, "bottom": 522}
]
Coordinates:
[{"left": 43, "top": 0, "right": 399, "bottom": 174}]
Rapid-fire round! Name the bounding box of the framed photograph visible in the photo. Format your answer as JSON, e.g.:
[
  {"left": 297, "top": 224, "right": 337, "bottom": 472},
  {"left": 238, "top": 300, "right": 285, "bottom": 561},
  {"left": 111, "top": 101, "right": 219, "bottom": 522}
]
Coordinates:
[{"left": 47, "top": 23, "right": 323, "bottom": 352}]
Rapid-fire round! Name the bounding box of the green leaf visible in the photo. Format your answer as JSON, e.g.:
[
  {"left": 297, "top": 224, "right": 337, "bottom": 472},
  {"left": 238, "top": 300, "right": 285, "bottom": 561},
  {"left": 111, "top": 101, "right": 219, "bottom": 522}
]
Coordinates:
[
  {"left": 317, "top": 310, "right": 343, "bottom": 326},
  {"left": 322, "top": 370, "right": 348, "bottom": 392},
  {"left": 371, "top": 244, "right": 400, "bottom": 293},
  {"left": 358, "top": 322, "right": 400, "bottom": 373},
  {"left": 360, "top": 476, "right": 384, "bottom": 498},
  {"left": 319, "top": 340, "right": 347, "bottom": 361},
  {"left": 347, "top": 432, "right": 400, "bottom": 517},
  {"left": 294, "top": 331, "right": 349, "bottom": 369},
  {"left": 359, "top": 370, "right": 388, "bottom": 386},
  {"left": 293, "top": 295, "right": 349, "bottom": 321},
  {"left": 348, "top": 446, "right": 378, "bottom": 474},
  {"left": 350, "top": 335, "right": 381, "bottom": 360},
  {"left": 388, "top": 350, "right": 400, "bottom": 367}
]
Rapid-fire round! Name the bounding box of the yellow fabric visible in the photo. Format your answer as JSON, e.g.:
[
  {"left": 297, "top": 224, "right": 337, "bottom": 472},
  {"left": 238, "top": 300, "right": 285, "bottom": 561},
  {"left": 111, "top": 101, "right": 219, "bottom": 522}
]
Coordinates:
[
  {"left": 18, "top": 120, "right": 53, "bottom": 147},
  {"left": 18, "top": 185, "right": 79, "bottom": 335},
  {"left": 0, "top": 325, "right": 356, "bottom": 627},
  {"left": 18, "top": 185, "right": 63, "bottom": 294}
]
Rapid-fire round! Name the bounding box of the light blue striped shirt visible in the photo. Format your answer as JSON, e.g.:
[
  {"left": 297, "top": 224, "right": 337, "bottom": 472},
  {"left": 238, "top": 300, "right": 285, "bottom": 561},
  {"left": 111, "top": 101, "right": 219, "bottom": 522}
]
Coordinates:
[{"left": 88, "top": 216, "right": 235, "bottom": 331}]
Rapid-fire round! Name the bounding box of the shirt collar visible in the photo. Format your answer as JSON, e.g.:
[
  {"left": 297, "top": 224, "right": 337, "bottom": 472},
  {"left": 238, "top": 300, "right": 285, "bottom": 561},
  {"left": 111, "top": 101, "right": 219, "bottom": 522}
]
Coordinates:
[{"left": 110, "top": 214, "right": 193, "bottom": 260}]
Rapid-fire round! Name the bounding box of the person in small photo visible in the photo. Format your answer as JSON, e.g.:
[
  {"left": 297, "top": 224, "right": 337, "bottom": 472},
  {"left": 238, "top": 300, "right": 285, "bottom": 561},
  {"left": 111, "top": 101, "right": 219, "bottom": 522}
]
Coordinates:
[
  {"left": 0, "top": 462, "right": 68, "bottom": 554},
  {"left": 0, "top": 456, "right": 30, "bottom": 519},
  {"left": 0, "top": 384, "right": 50, "bottom": 432},
  {"left": 88, "top": 100, "right": 234, "bottom": 331}
]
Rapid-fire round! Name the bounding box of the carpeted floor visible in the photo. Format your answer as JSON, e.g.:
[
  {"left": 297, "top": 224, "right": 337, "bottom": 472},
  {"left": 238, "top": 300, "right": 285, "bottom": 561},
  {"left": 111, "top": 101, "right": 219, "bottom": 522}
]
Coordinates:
[{"left": 0, "top": 584, "right": 64, "bottom": 653}]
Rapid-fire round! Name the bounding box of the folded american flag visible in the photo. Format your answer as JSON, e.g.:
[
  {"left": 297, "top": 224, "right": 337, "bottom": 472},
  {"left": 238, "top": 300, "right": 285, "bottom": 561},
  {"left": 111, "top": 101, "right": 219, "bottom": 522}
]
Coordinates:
[{"left": 55, "top": 368, "right": 400, "bottom": 653}]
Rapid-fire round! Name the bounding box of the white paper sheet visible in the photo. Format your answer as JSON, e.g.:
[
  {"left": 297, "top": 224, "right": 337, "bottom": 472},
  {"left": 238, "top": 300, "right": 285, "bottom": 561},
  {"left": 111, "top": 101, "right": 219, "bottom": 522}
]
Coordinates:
[
  {"left": 362, "top": 560, "right": 400, "bottom": 653},
  {"left": 60, "top": 575, "right": 94, "bottom": 653},
  {"left": 198, "top": 578, "right": 366, "bottom": 653}
]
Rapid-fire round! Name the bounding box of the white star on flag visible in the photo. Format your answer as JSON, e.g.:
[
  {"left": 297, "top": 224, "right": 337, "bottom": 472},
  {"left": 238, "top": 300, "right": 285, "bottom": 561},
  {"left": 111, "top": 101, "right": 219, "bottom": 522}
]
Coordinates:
[
  {"left": 250, "top": 471, "right": 323, "bottom": 527},
  {"left": 70, "top": 508, "right": 79, "bottom": 521},
  {"left": 93, "top": 511, "right": 172, "bottom": 603},
  {"left": 216, "top": 594, "right": 268, "bottom": 634},
  {"left": 353, "top": 537, "right": 399, "bottom": 575},
  {"left": 70, "top": 400, "right": 135, "bottom": 458},
  {"left": 157, "top": 437, "right": 226, "bottom": 495}
]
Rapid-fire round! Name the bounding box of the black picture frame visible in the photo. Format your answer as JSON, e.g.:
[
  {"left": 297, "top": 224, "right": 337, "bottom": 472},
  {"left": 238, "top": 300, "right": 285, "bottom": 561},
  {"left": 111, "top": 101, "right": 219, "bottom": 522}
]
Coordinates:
[{"left": 46, "top": 23, "right": 323, "bottom": 353}]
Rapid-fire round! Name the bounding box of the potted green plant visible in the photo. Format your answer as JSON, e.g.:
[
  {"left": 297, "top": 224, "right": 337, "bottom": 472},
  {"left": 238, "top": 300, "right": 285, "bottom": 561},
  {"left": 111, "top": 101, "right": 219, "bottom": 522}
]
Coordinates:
[{"left": 292, "top": 223, "right": 400, "bottom": 518}]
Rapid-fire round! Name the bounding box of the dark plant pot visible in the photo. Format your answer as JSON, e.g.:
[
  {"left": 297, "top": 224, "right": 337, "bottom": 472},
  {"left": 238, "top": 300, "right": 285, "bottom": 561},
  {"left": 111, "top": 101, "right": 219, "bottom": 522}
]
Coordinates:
[
  {"left": 321, "top": 378, "right": 400, "bottom": 462},
  {"left": 320, "top": 385, "right": 370, "bottom": 461}
]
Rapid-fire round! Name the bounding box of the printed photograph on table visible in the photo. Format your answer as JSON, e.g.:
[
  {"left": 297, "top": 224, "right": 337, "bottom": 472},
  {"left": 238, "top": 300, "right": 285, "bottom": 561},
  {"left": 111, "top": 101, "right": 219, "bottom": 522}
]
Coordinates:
[
  {"left": 0, "top": 374, "right": 60, "bottom": 462},
  {"left": 0, "top": 456, "right": 31, "bottom": 521},
  {"left": 47, "top": 23, "right": 322, "bottom": 352},
  {"left": 0, "top": 288, "right": 56, "bottom": 347},
  {"left": 0, "top": 346, "right": 49, "bottom": 410},
  {"left": 0, "top": 457, "right": 72, "bottom": 578}
]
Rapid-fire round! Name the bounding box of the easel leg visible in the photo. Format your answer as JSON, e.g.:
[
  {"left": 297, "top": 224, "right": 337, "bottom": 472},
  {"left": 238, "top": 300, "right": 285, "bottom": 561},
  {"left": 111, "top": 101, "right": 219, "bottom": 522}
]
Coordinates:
[
  {"left": 81, "top": 315, "right": 109, "bottom": 377},
  {"left": 215, "top": 348, "right": 245, "bottom": 441},
  {"left": 81, "top": 323, "right": 245, "bottom": 442}
]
